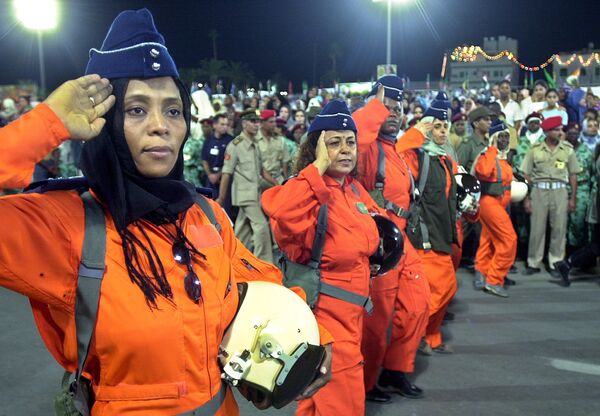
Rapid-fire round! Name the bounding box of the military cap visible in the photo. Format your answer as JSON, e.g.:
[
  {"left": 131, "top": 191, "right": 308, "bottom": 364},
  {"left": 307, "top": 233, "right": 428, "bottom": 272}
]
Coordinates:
[{"left": 240, "top": 108, "right": 261, "bottom": 121}]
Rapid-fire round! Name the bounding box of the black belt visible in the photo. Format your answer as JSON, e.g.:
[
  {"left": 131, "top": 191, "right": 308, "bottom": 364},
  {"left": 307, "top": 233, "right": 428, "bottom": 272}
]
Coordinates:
[{"left": 179, "top": 383, "right": 227, "bottom": 416}]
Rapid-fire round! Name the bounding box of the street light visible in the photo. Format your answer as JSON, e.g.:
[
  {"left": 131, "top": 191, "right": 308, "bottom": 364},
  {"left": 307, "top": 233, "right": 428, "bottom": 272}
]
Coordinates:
[
  {"left": 372, "top": 0, "right": 414, "bottom": 67},
  {"left": 13, "top": 0, "right": 59, "bottom": 98}
]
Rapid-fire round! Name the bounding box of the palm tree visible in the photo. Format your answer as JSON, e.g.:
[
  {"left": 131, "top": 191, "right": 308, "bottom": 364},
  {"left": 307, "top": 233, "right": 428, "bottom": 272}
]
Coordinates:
[
  {"left": 227, "top": 61, "right": 255, "bottom": 89},
  {"left": 198, "top": 58, "right": 228, "bottom": 87},
  {"left": 328, "top": 42, "right": 342, "bottom": 81},
  {"left": 208, "top": 29, "right": 219, "bottom": 60}
]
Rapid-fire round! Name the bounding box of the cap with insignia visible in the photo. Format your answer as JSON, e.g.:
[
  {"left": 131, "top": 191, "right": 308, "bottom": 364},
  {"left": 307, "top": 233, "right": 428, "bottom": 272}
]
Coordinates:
[
  {"left": 307, "top": 100, "right": 357, "bottom": 134},
  {"left": 489, "top": 119, "right": 509, "bottom": 137},
  {"left": 367, "top": 75, "right": 404, "bottom": 102},
  {"left": 424, "top": 91, "right": 450, "bottom": 120},
  {"left": 240, "top": 108, "right": 261, "bottom": 121},
  {"left": 85, "top": 8, "right": 178, "bottom": 79}
]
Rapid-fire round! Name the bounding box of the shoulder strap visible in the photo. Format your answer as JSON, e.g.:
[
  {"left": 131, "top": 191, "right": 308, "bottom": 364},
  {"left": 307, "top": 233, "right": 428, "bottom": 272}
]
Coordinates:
[
  {"left": 412, "top": 151, "right": 432, "bottom": 250},
  {"left": 72, "top": 191, "right": 107, "bottom": 415},
  {"left": 416, "top": 150, "right": 430, "bottom": 197},
  {"left": 24, "top": 176, "right": 88, "bottom": 194},
  {"left": 193, "top": 194, "right": 222, "bottom": 233},
  {"left": 307, "top": 204, "right": 328, "bottom": 269},
  {"left": 375, "top": 140, "right": 386, "bottom": 188}
]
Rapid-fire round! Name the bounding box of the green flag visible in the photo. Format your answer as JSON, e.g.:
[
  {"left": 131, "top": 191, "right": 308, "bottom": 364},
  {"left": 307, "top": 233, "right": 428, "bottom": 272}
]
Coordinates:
[{"left": 543, "top": 68, "right": 556, "bottom": 89}]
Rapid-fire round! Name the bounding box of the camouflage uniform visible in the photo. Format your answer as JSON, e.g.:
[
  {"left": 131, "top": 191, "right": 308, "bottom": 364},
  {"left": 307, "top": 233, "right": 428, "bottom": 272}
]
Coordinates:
[
  {"left": 514, "top": 132, "right": 544, "bottom": 175},
  {"left": 567, "top": 143, "right": 596, "bottom": 248},
  {"left": 182, "top": 137, "right": 205, "bottom": 186},
  {"left": 284, "top": 137, "right": 299, "bottom": 175}
]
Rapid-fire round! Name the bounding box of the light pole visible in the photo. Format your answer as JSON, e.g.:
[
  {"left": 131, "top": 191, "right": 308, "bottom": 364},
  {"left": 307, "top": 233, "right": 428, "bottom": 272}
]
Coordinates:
[
  {"left": 13, "top": 0, "right": 58, "bottom": 98},
  {"left": 373, "top": 0, "right": 414, "bottom": 67}
]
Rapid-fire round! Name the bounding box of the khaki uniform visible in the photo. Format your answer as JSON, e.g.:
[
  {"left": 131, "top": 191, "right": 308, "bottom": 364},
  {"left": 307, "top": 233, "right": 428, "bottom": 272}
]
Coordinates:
[
  {"left": 222, "top": 132, "right": 273, "bottom": 262},
  {"left": 521, "top": 140, "right": 582, "bottom": 269},
  {"left": 257, "top": 133, "right": 290, "bottom": 187},
  {"left": 448, "top": 132, "right": 469, "bottom": 152}
]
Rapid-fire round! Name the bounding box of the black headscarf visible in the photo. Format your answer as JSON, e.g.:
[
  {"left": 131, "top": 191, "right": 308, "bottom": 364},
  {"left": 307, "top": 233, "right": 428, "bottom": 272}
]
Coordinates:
[{"left": 80, "top": 77, "right": 198, "bottom": 308}]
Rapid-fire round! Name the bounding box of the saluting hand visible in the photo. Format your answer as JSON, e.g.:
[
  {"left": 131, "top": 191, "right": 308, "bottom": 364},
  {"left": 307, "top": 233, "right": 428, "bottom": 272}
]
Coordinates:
[
  {"left": 414, "top": 119, "right": 434, "bottom": 137},
  {"left": 312, "top": 131, "right": 331, "bottom": 175},
  {"left": 44, "top": 74, "right": 116, "bottom": 141},
  {"left": 375, "top": 84, "right": 385, "bottom": 103}
]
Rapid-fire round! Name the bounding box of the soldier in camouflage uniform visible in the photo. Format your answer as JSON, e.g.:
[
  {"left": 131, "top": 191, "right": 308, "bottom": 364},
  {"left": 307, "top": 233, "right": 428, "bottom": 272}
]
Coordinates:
[
  {"left": 183, "top": 118, "right": 213, "bottom": 186},
  {"left": 182, "top": 134, "right": 205, "bottom": 186},
  {"left": 565, "top": 123, "right": 596, "bottom": 249}
]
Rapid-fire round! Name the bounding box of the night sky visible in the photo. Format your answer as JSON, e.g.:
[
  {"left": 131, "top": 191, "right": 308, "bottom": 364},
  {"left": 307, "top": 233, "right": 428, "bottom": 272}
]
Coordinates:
[{"left": 0, "top": 0, "right": 597, "bottom": 92}]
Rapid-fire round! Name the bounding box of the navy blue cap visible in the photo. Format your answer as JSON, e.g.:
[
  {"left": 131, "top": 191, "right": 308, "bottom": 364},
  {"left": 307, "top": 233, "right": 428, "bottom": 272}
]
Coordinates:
[
  {"left": 85, "top": 9, "right": 178, "bottom": 79},
  {"left": 368, "top": 75, "right": 404, "bottom": 102},
  {"left": 307, "top": 100, "right": 357, "bottom": 134},
  {"left": 424, "top": 91, "right": 450, "bottom": 120},
  {"left": 489, "top": 119, "right": 509, "bottom": 136}
]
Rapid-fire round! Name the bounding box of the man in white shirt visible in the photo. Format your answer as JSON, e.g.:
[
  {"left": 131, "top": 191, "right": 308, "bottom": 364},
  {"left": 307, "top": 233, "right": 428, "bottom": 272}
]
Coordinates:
[{"left": 498, "top": 80, "right": 523, "bottom": 133}]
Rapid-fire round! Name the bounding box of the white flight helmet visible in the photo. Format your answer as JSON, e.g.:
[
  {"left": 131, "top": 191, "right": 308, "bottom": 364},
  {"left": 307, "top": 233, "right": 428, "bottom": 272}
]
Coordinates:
[
  {"left": 511, "top": 181, "right": 529, "bottom": 202},
  {"left": 455, "top": 173, "right": 481, "bottom": 213},
  {"left": 219, "top": 281, "right": 325, "bottom": 409}
]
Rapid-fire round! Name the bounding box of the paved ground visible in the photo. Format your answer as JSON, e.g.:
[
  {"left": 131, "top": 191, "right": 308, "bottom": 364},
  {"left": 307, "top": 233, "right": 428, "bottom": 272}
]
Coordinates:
[{"left": 1, "top": 262, "right": 600, "bottom": 415}]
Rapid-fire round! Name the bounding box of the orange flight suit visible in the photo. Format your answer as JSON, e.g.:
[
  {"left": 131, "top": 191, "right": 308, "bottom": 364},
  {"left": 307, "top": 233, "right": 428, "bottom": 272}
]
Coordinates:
[
  {"left": 262, "top": 164, "right": 381, "bottom": 416},
  {"left": 353, "top": 99, "right": 430, "bottom": 391},
  {"left": 0, "top": 103, "right": 70, "bottom": 189},
  {"left": 0, "top": 111, "right": 333, "bottom": 415},
  {"left": 403, "top": 151, "right": 465, "bottom": 349},
  {"left": 474, "top": 146, "right": 516, "bottom": 286}
]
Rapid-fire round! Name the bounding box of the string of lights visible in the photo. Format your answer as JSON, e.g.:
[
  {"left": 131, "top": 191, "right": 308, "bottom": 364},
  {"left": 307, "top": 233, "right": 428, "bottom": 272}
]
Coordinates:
[{"left": 450, "top": 45, "right": 600, "bottom": 72}]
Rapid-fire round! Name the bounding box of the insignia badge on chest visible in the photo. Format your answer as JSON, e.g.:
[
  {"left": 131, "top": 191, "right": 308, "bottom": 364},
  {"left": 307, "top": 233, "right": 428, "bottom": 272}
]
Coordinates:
[
  {"left": 555, "top": 160, "right": 565, "bottom": 170},
  {"left": 356, "top": 202, "right": 369, "bottom": 214}
]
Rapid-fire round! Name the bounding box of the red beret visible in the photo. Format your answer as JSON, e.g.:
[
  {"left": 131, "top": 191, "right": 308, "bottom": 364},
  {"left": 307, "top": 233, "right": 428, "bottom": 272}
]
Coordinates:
[
  {"left": 541, "top": 116, "right": 563, "bottom": 132},
  {"left": 275, "top": 117, "right": 287, "bottom": 127},
  {"left": 260, "top": 109, "right": 277, "bottom": 120},
  {"left": 451, "top": 112, "right": 467, "bottom": 123}
]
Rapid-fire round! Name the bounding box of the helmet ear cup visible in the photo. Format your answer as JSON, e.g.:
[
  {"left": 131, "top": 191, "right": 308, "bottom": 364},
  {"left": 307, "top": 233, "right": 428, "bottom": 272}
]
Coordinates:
[
  {"left": 271, "top": 344, "right": 325, "bottom": 408},
  {"left": 369, "top": 215, "right": 404, "bottom": 275}
]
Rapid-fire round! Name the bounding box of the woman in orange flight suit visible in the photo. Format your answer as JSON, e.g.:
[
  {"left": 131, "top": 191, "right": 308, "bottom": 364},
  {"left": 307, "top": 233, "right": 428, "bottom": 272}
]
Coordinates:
[
  {"left": 0, "top": 9, "right": 332, "bottom": 415},
  {"left": 262, "top": 100, "right": 383, "bottom": 416},
  {"left": 402, "top": 94, "right": 477, "bottom": 353},
  {"left": 474, "top": 119, "right": 516, "bottom": 298}
]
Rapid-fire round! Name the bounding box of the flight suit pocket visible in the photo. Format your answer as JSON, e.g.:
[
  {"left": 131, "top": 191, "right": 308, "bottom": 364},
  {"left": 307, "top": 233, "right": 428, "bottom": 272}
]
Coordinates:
[{"left": 93, "top": 382, "right": 183, "bottom": 401}]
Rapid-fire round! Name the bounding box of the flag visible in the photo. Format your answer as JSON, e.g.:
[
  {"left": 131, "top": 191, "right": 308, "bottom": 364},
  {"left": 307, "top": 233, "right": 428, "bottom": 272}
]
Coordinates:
[
  {"left": 462, "top": 77, "right": 469, "bottom": 91},
  {"left": 543, "top": 68, "right": 556, "bottom": 88}
]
